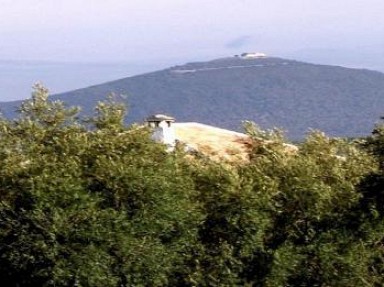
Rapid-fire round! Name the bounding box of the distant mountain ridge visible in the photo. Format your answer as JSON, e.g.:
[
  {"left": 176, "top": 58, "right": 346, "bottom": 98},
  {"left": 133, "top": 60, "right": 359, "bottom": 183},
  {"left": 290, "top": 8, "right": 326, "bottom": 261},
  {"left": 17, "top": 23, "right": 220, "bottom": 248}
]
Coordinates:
[{"left": 1, "top": 56, "right": 384, "bottom": 139}]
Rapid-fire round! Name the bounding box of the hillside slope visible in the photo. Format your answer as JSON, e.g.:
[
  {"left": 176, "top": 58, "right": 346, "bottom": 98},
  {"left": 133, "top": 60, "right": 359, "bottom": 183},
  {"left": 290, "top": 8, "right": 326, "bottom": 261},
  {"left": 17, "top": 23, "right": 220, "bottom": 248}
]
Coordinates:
[{"left": 1, "top": 56, "right": 384, "bottom": 139}]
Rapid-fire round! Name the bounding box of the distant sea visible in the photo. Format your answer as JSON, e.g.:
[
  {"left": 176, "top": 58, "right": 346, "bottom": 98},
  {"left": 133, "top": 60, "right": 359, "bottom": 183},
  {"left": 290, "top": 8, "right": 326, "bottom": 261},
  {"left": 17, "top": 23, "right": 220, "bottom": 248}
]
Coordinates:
[{"left": 0, "top": 60, "right": 168, "bottom": 102}]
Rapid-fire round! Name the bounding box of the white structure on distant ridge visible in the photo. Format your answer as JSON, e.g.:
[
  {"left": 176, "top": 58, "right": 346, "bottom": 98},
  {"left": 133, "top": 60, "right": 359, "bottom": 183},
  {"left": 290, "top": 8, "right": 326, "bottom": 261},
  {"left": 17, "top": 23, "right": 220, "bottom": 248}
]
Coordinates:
[
  {"left": 146, "top": 114, "right": 176, "bottom": 150},
  {"left": 240, "top": 52, "right": 267, "bottom": 59}
]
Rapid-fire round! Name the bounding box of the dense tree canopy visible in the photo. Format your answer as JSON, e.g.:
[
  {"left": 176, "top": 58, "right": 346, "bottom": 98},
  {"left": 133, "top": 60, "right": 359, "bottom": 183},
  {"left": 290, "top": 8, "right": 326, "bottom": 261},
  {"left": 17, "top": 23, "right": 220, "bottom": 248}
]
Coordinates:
[{"left": 0, "top": 85, "right": 383, "bottom": 286}]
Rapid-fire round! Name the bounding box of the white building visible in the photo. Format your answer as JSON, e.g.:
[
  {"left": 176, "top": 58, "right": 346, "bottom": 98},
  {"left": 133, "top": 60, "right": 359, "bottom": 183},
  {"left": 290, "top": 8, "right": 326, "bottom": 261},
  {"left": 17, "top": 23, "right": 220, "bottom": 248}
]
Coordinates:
[{"left": 240, "top": 52, "right": 267, "bottom": 59}]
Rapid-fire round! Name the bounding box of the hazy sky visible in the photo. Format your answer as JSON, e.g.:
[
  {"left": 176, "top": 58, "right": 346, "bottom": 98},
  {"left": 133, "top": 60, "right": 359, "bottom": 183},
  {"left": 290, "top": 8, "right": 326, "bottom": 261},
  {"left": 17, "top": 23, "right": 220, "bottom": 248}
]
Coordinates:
[{"left": 1, "top": 0, "right": 384, "bottom": 65}]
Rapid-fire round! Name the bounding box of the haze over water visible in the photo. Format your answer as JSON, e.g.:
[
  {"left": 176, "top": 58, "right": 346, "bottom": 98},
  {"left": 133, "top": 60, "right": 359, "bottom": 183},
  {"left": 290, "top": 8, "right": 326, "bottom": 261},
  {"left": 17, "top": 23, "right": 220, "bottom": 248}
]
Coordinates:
[{"left": 0, "top": 60, "right": 170, "bottom": 101}]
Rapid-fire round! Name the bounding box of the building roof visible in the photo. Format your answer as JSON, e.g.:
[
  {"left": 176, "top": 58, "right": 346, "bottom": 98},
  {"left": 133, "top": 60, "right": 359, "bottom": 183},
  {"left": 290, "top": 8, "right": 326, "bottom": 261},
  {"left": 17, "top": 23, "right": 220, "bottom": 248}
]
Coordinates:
[
  {"left": 173, "top": 122, "right": 250, "bottom": 162},
  {"left": 146, "top": 114, "right": 175, "bottom": 122},
  {"left": 173, "top": 122, "right": 297, "bottom": 162}
]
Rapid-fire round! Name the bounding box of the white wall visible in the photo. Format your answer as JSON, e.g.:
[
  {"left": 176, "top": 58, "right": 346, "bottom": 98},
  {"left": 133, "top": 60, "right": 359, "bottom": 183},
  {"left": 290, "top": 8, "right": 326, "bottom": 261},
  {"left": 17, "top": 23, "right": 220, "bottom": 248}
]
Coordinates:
[{"left": 151, "top": 120, "right": 176, "bottom": 149}]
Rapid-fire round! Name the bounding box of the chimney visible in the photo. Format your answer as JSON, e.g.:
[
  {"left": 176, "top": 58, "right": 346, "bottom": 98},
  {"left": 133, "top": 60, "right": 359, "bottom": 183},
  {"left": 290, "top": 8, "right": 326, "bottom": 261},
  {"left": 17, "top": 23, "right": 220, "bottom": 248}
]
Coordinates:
[{"left": 146, "top": 114, "right": 176, "bottom": 151}]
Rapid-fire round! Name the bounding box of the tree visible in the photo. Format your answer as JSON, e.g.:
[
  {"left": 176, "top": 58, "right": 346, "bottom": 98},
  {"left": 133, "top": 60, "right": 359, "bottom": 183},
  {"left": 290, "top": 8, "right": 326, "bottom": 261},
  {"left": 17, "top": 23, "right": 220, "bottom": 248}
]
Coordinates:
[
  {"left": 1, "top": 86, "right": 383, "bottom": 286},
  {"left": 0, "top": 86, "right": 202, "bottom": 286},
  {"left": 239, "top": 127, "right": 377, "bottom": 286}
]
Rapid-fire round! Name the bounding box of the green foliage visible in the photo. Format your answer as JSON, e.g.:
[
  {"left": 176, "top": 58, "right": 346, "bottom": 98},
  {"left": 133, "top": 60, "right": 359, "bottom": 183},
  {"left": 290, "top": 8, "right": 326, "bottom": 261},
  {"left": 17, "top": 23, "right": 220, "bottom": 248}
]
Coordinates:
[
  {"left": 239, "top": 128, "right": 378, "bottom": 286},
  {"left": 0, "top": 86, "right": 383, "bottom": 286},
  {"left": 0, "top": 86, "right": 201, "bottom": 286},
  {"left": 89, "top": 94, "right": 127, "bottom": 131}
]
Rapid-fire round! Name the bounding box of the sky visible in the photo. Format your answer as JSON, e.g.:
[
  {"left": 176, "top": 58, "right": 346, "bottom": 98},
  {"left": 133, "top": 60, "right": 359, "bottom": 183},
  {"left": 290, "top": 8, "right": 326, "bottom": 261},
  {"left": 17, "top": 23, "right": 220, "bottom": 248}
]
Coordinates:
[
  {"left": 1, "top": 0, "right": 384, "bottom": 65},
  {"left": 1, "top": 0, "right": 384, "bottom": 101}
]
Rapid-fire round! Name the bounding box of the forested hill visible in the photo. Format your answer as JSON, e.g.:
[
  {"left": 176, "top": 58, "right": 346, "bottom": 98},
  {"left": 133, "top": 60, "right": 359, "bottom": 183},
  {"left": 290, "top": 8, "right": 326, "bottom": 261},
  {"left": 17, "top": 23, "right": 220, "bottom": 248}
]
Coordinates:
[{"left": 2, "top": 56, "right": 384, "bottom": 139}]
